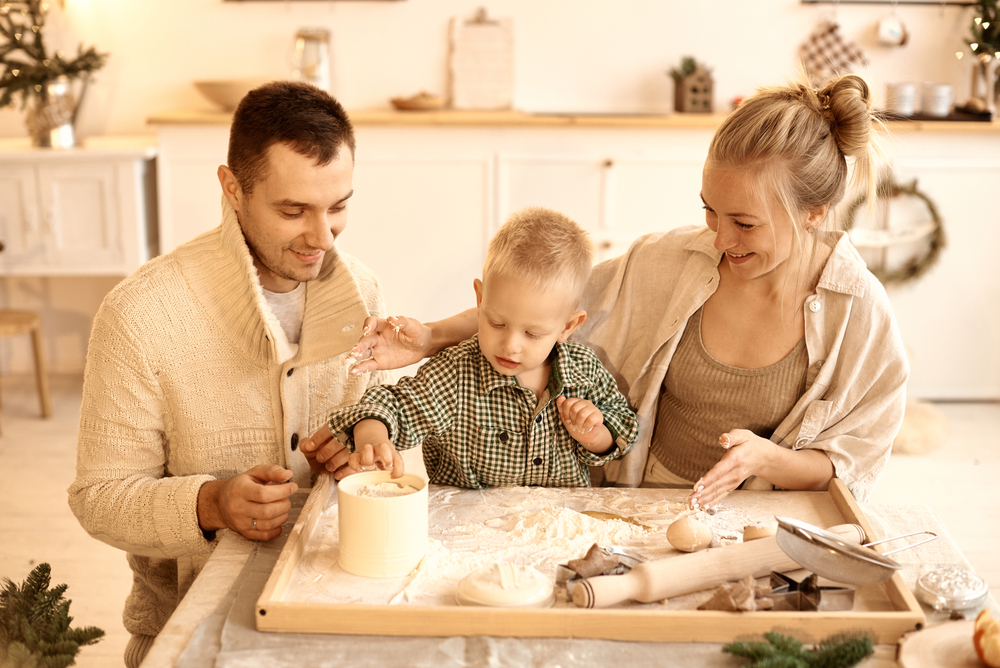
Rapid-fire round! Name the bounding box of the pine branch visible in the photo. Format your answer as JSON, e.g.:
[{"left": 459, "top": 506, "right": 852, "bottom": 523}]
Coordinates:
[
  {"left": 0, "top": 0, "right": 107, "bottom": 109},
  {"left": 0, "top": 563, "right": 105, "bottom": 668},
  {"left": 722, "top": 632, "right": 873, "bottom": 668}
]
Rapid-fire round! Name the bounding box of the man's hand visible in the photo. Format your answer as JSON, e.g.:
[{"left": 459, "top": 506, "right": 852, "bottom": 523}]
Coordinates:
[
  {"left": 197, "top": 464, "right": 298, "bottom": 541},
  {"left": 344, "top": 315, "right": 432, "bottom": 376},
  {"left": 300, "top": 424, "right": 356, "bottom": 477}
]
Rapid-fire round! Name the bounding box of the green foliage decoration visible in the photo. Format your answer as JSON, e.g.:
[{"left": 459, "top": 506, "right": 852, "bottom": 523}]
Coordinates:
[
  {"left": 669, "top": 56, "right": 711, "bottom": 82},
  {"left": 723, "top": 631, "right": 874, "bottom": 668},
  {"left": 0, "top": 563, "right": 104, "bottom": 668},
  {"left": 0, "top": 0, "right": 108, "bottom": 109},
  {"left": 967, "top": 0, "right": 1000, "bottom": 57}
]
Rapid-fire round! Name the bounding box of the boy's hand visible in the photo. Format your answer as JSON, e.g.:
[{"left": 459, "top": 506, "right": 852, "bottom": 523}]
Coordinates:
[
  {"left": 347, "top": 440, "right": 406, "bottom": 479},
  {"left": 556, "top": 396, "right": 607, "bottom": 447}
]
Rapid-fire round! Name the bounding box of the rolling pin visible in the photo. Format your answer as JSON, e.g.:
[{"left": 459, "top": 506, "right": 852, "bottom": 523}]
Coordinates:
[{"left": 572, "top": 523, "right": 865, "bottom": 609}]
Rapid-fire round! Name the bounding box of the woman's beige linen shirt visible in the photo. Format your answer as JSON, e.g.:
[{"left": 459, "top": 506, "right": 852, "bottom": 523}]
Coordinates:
[{"left": 576, "top": 225, "right": 909, "bottom": 501}]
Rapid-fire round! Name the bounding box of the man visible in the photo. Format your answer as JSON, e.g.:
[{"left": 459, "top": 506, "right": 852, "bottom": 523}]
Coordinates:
[{"left": 68, "top": 82, "right": 389, "bottom": 668}]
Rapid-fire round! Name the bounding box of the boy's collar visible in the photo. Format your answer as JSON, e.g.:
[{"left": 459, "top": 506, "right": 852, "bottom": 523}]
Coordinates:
[{"left": 474, "top": 338, "right": 595, "bottom": 398}]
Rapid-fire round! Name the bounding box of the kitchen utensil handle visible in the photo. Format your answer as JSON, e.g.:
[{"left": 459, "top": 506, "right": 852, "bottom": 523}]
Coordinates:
[
  {"left": 572, "top": 523, "right": 864, "bottom": 609},
  {"left": 866, "top": 530, "right": 938, "bottom": 556}
]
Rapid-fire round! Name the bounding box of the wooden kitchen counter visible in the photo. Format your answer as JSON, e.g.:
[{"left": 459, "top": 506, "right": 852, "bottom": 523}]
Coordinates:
[{"left": 147, "top": 108, "right": 1000, "bottom": 133}]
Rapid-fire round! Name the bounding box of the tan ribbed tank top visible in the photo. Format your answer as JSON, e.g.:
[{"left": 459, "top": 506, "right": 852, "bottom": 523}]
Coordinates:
[{"left": 650, "top": 306, "right": 809, "bottom": 483}]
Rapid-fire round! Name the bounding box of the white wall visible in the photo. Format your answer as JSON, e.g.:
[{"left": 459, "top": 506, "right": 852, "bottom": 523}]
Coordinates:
[
  {"left": 0, "top": 0, "right": 987, "bottom": 376},
  {"left": 0, "top": 0, "right": 982, "bottom": 138}
]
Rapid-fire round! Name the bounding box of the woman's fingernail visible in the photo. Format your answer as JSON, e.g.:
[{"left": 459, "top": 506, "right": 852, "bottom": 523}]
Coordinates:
[{"left": 697, "top": 485, "right": 704, "bottom": 492}]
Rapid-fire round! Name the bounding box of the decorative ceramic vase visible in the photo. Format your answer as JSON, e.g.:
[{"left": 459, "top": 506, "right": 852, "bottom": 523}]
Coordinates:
[{"left": 25, "top": 75, "right": 77, "bottom": 148}]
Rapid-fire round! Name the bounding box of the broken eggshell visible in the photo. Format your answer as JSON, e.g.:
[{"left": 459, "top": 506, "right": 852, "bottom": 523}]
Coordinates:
[{"left": 666, "top": 515, "right": 713, "bottom": 553}]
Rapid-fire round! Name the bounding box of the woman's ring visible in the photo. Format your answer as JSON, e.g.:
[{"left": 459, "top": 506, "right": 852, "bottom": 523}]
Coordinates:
[{"left": 251, "top": 518, "right": 257, "bottom": 531}]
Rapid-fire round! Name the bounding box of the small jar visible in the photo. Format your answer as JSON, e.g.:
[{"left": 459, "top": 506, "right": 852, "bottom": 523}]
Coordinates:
[{"left": 915, "top": 565, "right": 988, "bottom": 613}]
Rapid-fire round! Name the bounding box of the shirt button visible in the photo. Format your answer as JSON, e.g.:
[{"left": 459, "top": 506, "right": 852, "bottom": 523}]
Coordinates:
[
  {"left": 795, "top": 438, "right": 808, "bottom": 449},
  {"left": 809, "top": 300, "right": 821, "bottom": 313},
  {"left": 535, "top": 414, "right": 542, "bottom": 424},
  {"left": 814, "top": 360, "right": 824, "bottom": 370},
  {"left": 499, "top": 432, "right": 509, "bottom": 443},
  {"left": 532, "top": 457, "right": 543, "bottom": 466},
  {"left": 291, "top": 433, "right": 299, "bottom": 450},
  {"left": 286, "top": 367, "right": 294, "bottom": 377}
]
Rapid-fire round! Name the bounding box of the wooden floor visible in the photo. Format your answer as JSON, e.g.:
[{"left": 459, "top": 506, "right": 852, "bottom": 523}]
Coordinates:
[{"left": 1, "top": 374, "right": 997, "bottom": 668}]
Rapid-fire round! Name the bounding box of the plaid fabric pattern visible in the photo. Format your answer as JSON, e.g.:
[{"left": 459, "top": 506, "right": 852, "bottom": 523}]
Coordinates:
[
  {"left": 799, "top": 21, "right": 868, "bottom": 83},
  {"left": 327, "top": 335, "right": 638, "bottom": 489}
]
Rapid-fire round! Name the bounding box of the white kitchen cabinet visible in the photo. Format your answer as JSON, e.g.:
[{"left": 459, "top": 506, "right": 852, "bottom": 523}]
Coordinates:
[
  {"left": 0, "top": 137, "right": 158, "bottom": 276},
  {"left": 149, "top": 111, "right": 1000, "bottom": 399}
]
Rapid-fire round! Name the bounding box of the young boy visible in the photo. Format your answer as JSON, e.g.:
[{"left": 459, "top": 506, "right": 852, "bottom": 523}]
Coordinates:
[{"left": 326, "top": 207, "right": 637, "bottom": 488}]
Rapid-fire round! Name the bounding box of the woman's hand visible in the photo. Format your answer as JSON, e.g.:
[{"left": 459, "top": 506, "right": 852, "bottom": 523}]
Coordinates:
[
  {"left": 687, "top": 429, "right": 776, "bottom": 510},
  {"left": 344, "top": 315, "right": 433, "bottom": 376}
]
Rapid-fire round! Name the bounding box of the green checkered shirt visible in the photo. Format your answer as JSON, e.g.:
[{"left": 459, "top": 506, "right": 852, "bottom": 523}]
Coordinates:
[{"left": 327, "top": 335, "right": 637, "bottom": 489}]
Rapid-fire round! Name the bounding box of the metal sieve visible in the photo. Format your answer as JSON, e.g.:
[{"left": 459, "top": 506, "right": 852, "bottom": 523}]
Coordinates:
[{"left": 774, "top": 516, "right": 937, "bottom": 586}]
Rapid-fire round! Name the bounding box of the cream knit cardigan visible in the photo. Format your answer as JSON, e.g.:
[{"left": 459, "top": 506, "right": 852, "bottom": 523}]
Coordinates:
[{"left": 68, "top": 201, "right": 389, "bottom": 637}]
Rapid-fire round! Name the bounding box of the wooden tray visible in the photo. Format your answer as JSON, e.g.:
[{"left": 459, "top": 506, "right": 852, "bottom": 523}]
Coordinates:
[{"left": 256, "top": 476, "right": 925, "bottom": 644}]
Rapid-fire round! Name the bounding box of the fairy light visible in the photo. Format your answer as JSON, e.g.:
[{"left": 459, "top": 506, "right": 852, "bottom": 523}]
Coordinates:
[
  {"left": 972, "top": 42, "right": 980, "bottom": 50},
  {"left": 957, "top": 51, "right": 965, "bottom": 59},
  {"left": 984, "top": 22, "right": 991, "bottom": 29},
  {"left": 975, "top": 16, "right": 983, "bottom": 25}
]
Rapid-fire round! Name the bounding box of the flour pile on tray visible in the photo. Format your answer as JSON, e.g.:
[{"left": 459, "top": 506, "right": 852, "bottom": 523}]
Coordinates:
[{"left": 282, "top": 485, "right": 783, "bottom": 609}]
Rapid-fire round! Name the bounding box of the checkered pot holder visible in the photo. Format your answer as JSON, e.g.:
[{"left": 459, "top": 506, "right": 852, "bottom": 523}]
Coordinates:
[{"left": 800, "top": 20, "right": 868, "bottom": 83}]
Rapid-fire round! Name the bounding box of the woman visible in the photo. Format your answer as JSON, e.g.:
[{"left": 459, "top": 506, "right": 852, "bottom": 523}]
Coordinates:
[{"left": 305, "top": 73, "right": 908, "bottom": 506}]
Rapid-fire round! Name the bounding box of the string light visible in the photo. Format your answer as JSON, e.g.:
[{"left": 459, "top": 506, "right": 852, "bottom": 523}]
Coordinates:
[
  {"left": 984, "top": 22, "right": 991, "bottom": 29},
  {"left": 975, "top": 17, "right": 982, "bottom": 25},
  {"left": 971, "top": 42, "right": 979, "bottom": 50},
  {"left": 11, "top": 68, "right": 19, "bottom": 76},
  {"left": 957, "top": 51, "right": 965, "bottom": 59}
]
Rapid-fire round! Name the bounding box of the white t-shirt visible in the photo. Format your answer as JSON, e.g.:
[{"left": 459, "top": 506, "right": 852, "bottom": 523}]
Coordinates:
[{"left": 262, "top": 282, "right": 306, "bottom": 344}]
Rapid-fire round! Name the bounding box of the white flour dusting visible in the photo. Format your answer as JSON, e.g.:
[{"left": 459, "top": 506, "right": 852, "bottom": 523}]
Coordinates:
[
  {"left": 282, "top": 486, "right": 803, "bottom": 609},
  {"left": 353, "top": 482, "right": 420, "bottom": 498}
]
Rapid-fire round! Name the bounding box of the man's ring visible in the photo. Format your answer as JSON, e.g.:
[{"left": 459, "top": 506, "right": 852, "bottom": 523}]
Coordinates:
[{"left": 251, "top": 518, "right": 257, "bottom": 531}]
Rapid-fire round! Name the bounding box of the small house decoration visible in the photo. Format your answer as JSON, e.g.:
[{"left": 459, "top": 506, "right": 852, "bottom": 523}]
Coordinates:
[{"left": 669, "top": 57, "right": 713, "bottom": 113}]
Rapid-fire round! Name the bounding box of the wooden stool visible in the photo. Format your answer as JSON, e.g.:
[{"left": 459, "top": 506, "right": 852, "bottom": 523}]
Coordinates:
[{"left": 0, "top": 309, "right": 53, "bottom": 434}]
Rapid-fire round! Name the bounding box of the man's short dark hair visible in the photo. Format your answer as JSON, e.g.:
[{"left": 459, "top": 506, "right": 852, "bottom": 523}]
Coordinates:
[{"left": 227, "top": 81, "right": 356, "bottom": 195}]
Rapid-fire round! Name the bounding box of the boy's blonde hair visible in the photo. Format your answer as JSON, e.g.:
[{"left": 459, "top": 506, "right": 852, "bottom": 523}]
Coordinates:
[{"left": 483, "top": 207, "right": 593, "bottom": 306}]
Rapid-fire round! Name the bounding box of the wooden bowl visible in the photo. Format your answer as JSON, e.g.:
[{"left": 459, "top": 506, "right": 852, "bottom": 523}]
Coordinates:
[{"left": 390, "top": 92, "right": 446, "bottom": 111}]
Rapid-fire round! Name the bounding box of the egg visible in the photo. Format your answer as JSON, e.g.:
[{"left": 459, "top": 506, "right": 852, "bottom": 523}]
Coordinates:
[
  {"left": 666, "top": 516, "right": 712, "bottom": 552},
  {"left": 742, "top": 521, "right": 778, "bottom": 542}
]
